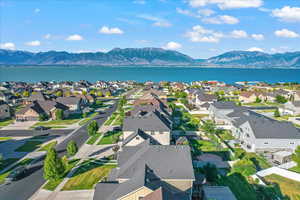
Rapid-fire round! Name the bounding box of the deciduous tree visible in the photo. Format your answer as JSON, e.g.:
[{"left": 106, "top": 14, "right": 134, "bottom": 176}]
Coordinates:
[
  {"left": 43, "top": 148, "right": 65, "bottom": 181},
  {"left": 67, "top": 140, "right": 78, "bottom": 157}
]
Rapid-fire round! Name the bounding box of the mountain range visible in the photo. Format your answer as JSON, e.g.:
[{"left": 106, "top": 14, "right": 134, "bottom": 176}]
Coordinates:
[{"left": 1, "top": 48, "right": 300, "bottom": 68}]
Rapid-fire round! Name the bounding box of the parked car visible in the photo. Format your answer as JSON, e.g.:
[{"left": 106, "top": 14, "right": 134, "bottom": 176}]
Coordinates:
[
  {"left": 5, "top": 166, "right": 28, "bottom": 183},
  {"left": 34, "top": 126, "right": 49, "bottom": 131}
]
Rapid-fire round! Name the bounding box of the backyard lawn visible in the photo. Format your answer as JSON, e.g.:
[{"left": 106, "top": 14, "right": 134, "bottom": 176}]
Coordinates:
[
  {"left": 264, "top": 174, "right": 300, "bottom": 200},
  {"left": 62, "top": 161, "right": 116, "bottom": 190},
  {"left": 217, "top": 173, "right": 257, "bottom": 200},
  {"left": 15, "top": 140, "right": 43, "bottom": 152},
  {"left": 98, "top": 131, "right": 122, "bottom": 145},
  {"left": 289, "top": 166, "right": 300, "bottom": 173}
]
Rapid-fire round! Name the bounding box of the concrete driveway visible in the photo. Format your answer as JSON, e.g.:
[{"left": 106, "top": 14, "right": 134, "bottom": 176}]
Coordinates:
[{"left": 1, "top": 121, "right": 36, "bottom": 130}]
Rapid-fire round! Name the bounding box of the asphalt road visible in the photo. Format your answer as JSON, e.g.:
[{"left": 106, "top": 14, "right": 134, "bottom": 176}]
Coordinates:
[
  {"left": 0, "top": 101, "right": 118, "bottom": 200},
  {"left": 0, "top": 129, "right": 72, "bottom": 137}
]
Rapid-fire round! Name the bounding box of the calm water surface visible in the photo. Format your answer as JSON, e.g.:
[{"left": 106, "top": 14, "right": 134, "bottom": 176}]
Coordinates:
[{"left": 1, "top": 65, "right": 300, "bottom": 83}]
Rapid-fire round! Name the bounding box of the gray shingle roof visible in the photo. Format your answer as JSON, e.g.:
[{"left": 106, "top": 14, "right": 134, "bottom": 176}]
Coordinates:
[{"left": 123, "top": 110, "right": 171, "bottom": 132}]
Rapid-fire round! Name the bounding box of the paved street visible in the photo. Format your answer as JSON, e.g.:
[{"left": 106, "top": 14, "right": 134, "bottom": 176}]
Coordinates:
[
  {"left": 0, "top": 101, "right": 118, "bottom": 200},
  {"left": 0, "top": 129, "right": 72, "bottom": 137}
]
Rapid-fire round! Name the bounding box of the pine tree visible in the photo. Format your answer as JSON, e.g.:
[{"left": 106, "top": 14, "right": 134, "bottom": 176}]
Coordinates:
[
  {"left": 67, "top": 140, "right": 78, "bottom": 157},
  {"left": 43, "top": 148, "right": 65, "bottom": 181}
]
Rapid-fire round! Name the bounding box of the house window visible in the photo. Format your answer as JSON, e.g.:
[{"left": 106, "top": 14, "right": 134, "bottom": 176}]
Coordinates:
[
  {"left": 246, "top": 134, "right": 250, "bottom": 138},
  {"left": 151, "top": 131, "right": 155, "bottom": 135},
  {"left": 136, "top": 136, "right": 140, "bottom": 140},
  {"left": 264, "top": 142, "right": 268, "bottom": 144},
  {"left": 290, "top": 142, "right": 295, "bottom": 144}
]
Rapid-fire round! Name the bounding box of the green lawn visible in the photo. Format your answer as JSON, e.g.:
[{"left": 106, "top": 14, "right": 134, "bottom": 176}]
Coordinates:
[
  {"left": 15, "top": 141, "right": 43, "bottom": 152},
  {"left": 104, "top": 113, "right": 117, "bottom": 126},
  {"left": 0, "top": 158, "right": 19, "bottom": 171},
  {"left": 0, "top": 118, "right": 13, "bottom": 128},
  {"left": 289, "top": 166, "right": 300, "bottom": 173},
  {"left": 217, "top": 130, "right": 235, "bottom": 141},
  {"left": 43, "top": 159, "right": 79, "bottom": 191},
  {"left": 38, "top": 141, "right": 57, "bottom": 152},
  {"left": 217, "top": 173, "right": 257, "bottom": 200},
  {"left": 62, "top": 162, "right": 116, "bottom": 190},
  {"left": 245, "top": 153, "right": 271, "bottom": 170},
  {"left": 97, "top": 131, "right": 122, "bottom": 145},
  {"left": 86, "top": 133, "right": 102, "bottom": 145},
  {"left": 264, "top": 174, "right": 300, "bottom": 199},
  {"left": 79, "top": 112, "right": 98, "bottom": 126},
  {"left": 0, "top": 137, "right": 13, "bottom": 141}
]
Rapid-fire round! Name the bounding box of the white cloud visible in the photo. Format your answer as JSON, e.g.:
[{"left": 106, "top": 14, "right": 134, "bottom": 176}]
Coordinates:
[
  {"left": 202, "top": 15, "right": 239, "bottom": 24},
  {"left": 272, "top": 6, "right": 300, "bottom": 22},
  {"left": 185, "top": 25, "right": 224, "bottom": 43},
  {"left": 0, "top": 42, "right": 15, "bottom": 50},
  {"left": 198, "top": 9, "right": 215, "bottom": 17},
  {"left": 187, "top": 0, "right": 263, "bottom": 9},
  {"left": 138, "top": 14, "right": 172, "bottom": 27},
  {"left": 230, "top": 30, "right": 248, "bottom": 38},
  {"left": 153, "top": 21, "right": 172, "bottom": 27},
  {"left": 25, "top": 40, "right": 41, "bottom": 46},
  {"left": 163, "top": 41, "right": 182, "bottom": 50},
  {"left": 44, "top": 34, "right": 51, "bottom": 39},
  {"left": 34, "top": 8, "right": 40, "bottom": 13},
  {"left": 99, "top": 26, "right": 124, "bottom": 34},
  {"left": 66, "top": 34, "right": 84, "bottom": 41},
  {"left": 251, "top": 34, "right": 264, "bottom": 40},
  {"left": 247, "top": 47, "right": 264, "bottom": 52},
  {"left": 274, "top": 29, "right": 299, "bottom": 38}
]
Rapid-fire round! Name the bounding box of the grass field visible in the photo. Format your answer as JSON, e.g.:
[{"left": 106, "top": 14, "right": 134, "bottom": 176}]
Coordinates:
[
  {"left": 97, "top": 131, "right": 121, "bottom": 145},
  {"left": 264, "top": 174, "right": 300, "bottom": 200},
  {"left": 0, "top": 118, "right": 13, "bottom": 128},
  {"left": 38, "top": 141, "right": 57, "bottom": 152},
  {"left": 86, "top": 133, "right": 102, "bottom": 145},
  {"left": 289, "top": 166, "right": 300, "bottom": 173},
  {"left": 0, "top": 137, "right": 13, "bottom": 141},
  {"left": 62, "top": 162, "right": 115, "bottom": 190},
  {"left": 104, "top": 113, "right": 117, "bottom": 126},
  {"left": 33, "top": 114, "right": 83, "bottom": 128},
  {"left": 15, "top": 140, "right": 43, "bottom": 152}
]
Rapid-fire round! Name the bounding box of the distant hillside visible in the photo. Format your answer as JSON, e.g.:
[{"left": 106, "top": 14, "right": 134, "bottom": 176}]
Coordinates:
[
  {"left": 0, "top": 48, "right": 195, "bottom": 66},
  {"left": 205, "top": 51, "right": 300, "bottom": 68},
  {"left": 1, "top": 48, "right": 300, "bottom": 67}
]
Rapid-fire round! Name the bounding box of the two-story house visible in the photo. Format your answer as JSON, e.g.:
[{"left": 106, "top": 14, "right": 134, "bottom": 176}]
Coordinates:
[{"left": 93, "top": 140, "right": 195, "bottom": 200}]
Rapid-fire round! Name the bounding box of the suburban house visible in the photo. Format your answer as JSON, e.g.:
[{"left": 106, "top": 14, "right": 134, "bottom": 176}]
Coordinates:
[
  {"left": 93, "top": 140, "right": 195, "bottom": 200},
  {"left": 238, "top": 91, "right": 261, "bottom": 103},
  {"left": 56, "top": 96, "right": 82, "bottom": 113},
  {"left": 16, "top": 100, "right": 69, "bottom": 121},
  {"left": 293, "top": 90, "right": 300, "bottom": 101},
  {"left": 0, "top": 101, "right": 11, "bottom": 120},
  {"left": 279, "top": 101, "right": 300, "bottom": 115},
  {"left": 209, "top": 101, "right": 300, "bottom": 153},
  {"left": 122, "top": 110, "right": 172, "bottom": 146},
  {"left": 25, "top": 91, "right": 47, "bottom": 104}
]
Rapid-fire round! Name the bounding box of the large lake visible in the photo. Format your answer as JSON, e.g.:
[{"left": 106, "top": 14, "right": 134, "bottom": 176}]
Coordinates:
[{"left": 1, "top": 65, "right": 300, "bottom": 83}]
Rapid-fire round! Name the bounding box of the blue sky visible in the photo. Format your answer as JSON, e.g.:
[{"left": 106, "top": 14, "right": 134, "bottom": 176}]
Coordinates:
[{"left": 1, "top": 0, "right": 300, "bottom": 58}]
